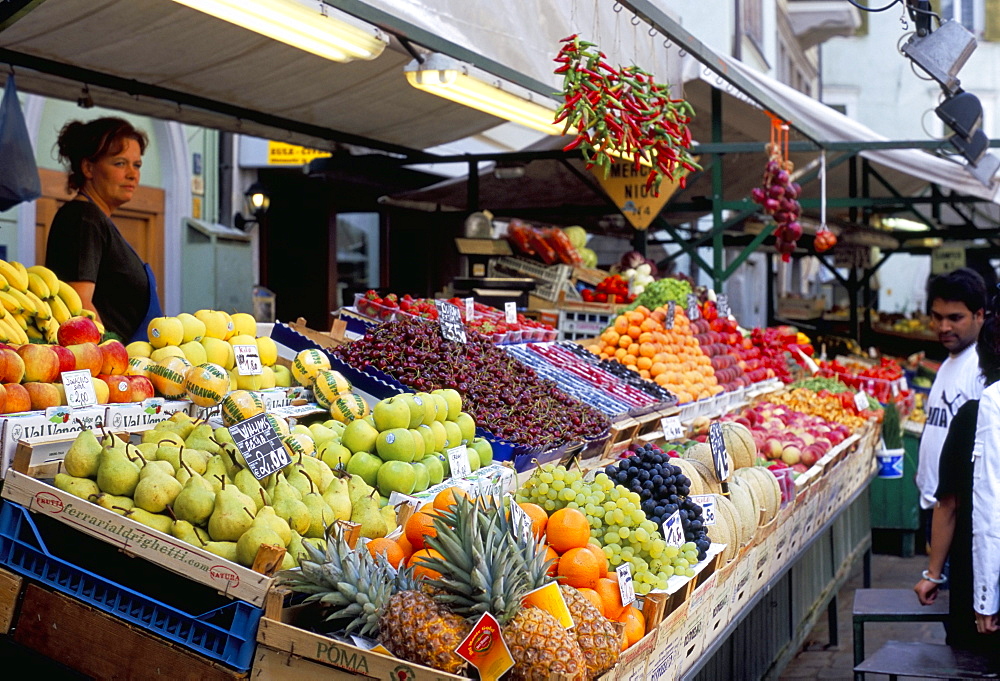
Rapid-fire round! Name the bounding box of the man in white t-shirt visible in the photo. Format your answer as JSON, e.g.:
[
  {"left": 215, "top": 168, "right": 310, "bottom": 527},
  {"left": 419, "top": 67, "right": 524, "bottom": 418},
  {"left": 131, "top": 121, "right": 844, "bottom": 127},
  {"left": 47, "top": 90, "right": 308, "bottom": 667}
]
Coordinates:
[{"left": 916, "top": 268, "right": 986, "bottom": 536}]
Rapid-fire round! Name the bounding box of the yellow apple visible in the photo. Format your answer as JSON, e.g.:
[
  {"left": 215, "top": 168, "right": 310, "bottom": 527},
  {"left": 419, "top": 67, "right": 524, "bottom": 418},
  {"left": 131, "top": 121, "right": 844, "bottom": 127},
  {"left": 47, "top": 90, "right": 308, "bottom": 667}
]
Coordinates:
[
  {"left": 255, "top": 336, "right": 278, "bottom": 366},
  {"left": 230, "top": 312, "right": 257, "bottom": 337},
  {"left": 201, "top": 337, "right": 235, "bottom": 370},
  {"left": 273, "top": 364, "right": 292, "bottom": 387},
  {"left": 177, "top": 312, "right": 207, "bottom": 343},
  {"left": 194, "top": 309, "right": 228, "bottom": 340},
  {"left": 179, "top": 340, "right": 208, "bottom": 366},
  {"left": 150, "top": 345, "right": 186, "bottom": 363},
  {"left": 147, "top": 316, "right": 184, "bottom": 348},
  {"left": 126, "top": 341, "right": 153, "bottom": 358}
]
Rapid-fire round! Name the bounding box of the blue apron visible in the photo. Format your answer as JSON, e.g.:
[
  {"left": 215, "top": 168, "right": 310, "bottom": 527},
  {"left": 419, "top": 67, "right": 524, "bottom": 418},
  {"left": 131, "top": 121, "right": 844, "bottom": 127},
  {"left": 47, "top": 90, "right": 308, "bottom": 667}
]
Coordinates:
[{"left": 77, "top": 192, "right": 162, "bottom": 344}]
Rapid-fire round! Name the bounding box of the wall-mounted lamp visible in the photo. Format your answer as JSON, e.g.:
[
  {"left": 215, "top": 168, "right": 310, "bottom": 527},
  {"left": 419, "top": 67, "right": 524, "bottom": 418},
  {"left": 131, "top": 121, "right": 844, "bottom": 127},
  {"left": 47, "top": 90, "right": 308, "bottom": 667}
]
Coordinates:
[{"left": 234, "top": 181, "right": 270, "bottom": 231}]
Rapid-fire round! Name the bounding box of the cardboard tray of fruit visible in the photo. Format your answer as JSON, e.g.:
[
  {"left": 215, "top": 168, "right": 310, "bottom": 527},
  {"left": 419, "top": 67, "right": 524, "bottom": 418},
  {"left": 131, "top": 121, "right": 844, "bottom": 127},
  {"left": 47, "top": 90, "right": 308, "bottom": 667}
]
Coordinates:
[{"left": 0, "top": 469, "right": 276, "bottom": 608}]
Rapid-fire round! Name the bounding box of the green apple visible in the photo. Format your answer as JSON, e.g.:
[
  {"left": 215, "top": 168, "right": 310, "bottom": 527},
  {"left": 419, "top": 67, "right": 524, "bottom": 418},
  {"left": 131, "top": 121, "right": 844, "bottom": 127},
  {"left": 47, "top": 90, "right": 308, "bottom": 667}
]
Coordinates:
[
  {"left": 291, "top": 424, "right": 312, "bottom": 439},
  {"left": 432, "top": 388, "right": 463, "bottom": 421},
  {"left": 363, "top": 414, "right": 376, "bottom": 428},
  {"left": 442, "top": 421, "right": 463, "bottom": 451},
  {"left": 273, "top": 364, "right": 293, "bottom": 387},
  {"left": 437, "top": 451, "right": 451, "bottom": 478},
  {"left": 411, "top": 461, "right": 430, "bottom": 493},
  {"left": 377, "top": 460, "right": 416, "bottom": 496},
  {"left": 430, "top": 394, "right": 449, "bottom": 423},
  {"left": 372, "top": 395, "right": 411, "bottom": 431},
  {"left": 415, "top": 392, "right": 437, "bottom": 425},
  {"left": 319, "top": 440, "right": 352, "bottom": 469},
  {"left": 378, "top": 495, "right": 390, "bottom": 508},
  {"left": 465, "top": 446, "right": 481, "bottom": 472},
  {"left": 399, "top": 393, "right": 425, "bottom": 428},
  {"left": 376, "top": 428, "right": 416, "bottom": 463},
  {"left": 469, "top": 437, "right": 494, "bottom": 467},
  {"left": 341, "top": 419, "right": 379, "bottom": 454},
  {"left": 427, "top": 421, "right": 447, "bottom": 452},
  {"left": 408, "top": 429, "right": 426, "bottom": 459},
  {"left": 420, "top": 454, "right": 445, "bottom": 485},
  {"left": 345, "top": 450, "right": 382, "bottom": 487},
  {"left": 416, "top": 424, "right": 436, "bottom": 453},
  {"left": 453, "top": 412, "right": 476, "bottom": 444}
]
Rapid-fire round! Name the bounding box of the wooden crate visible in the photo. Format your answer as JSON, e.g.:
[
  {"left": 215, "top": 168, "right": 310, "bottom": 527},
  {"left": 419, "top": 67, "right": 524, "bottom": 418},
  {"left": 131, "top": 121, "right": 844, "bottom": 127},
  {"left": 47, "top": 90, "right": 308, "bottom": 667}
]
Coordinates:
[
  {"left": 13, "top": 582, "right": 246, "bottom": 680},
  {"left": 0, "top": 565, "right": 22, "bottom": 634}
]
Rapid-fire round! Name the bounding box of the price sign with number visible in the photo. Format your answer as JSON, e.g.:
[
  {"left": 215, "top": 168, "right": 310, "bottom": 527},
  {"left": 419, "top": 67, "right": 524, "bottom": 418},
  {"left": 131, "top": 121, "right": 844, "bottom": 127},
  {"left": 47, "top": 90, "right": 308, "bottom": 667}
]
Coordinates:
[
  {"left": 717, "top": 293, "right": 730, "bottom": 318},
  {"left": 686, "top": 293, "right": 700, "bottom": 320},
  {"left": 434, "top": 300, "right": 467, "bottom": 343},
  {"left": 662, "top": 510, "right": 685, "bottom": 547},
  {"left": 61, "top": 369, "right": 97, "bottom": 408},
  {"left": 504, "top": 301, "right": 517, "bottom": 324},
  {"left": 228, "top": 412, "right": 291, "bottom": 480},
  {"left": 507, "top": 495, "right": 533, "bottom": 538},
  {"left": 708, "top": 422, "right": 731, "bottom": 482},
  {"left": 448, "top": 444, "right": 472, "bottom": 477},
  {"left": 233, "top": 344, "right": 263, "bottom": 376},
  {"left": 691, "top": 494, "right": 716, "bottom": 525},
  {"left": 661, "top": 415, "right": 683, "bottom": 441},
  {"left": 616, "top": 563, "right": 636, "bottom": 606},
  {"left": 854, "top": 391, "right": 870, "bottom": 411},
  {"left": 665, "top": 301, "right": 676, "bottom": 330},
  {"left": 465, "top": 297, "right": 475, "bottom": 321}
]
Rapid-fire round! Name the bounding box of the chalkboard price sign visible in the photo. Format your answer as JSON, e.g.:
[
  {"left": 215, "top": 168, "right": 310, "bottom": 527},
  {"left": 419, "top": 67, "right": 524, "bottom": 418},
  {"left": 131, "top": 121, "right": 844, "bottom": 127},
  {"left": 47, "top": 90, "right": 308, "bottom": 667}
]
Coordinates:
[
  {"left": 708, "top": 421, "right": 731, "bottom": 482},
  {"left": 686, "top": 294, "right": 700, "bottom": 321},
  {"left": 434, "top": 300, "right": 467, "bottom": 343},
  {"left": 665, "top": 301, "right": 676, "bottom": 329},
  {"left": 227, "top": 413, "right": 291, "bottom": 480},
  {"left": 716, "top": 293, "right": 730, "bottom": 319}
]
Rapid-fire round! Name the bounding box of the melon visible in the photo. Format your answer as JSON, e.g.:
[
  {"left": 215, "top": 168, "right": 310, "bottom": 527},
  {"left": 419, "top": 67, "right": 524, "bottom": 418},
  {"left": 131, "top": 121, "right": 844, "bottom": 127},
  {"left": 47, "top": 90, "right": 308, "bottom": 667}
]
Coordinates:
[
  {"left": 149, "top": 356, "right": 192, "bottom": 399},
  {"left": 719, "top": 421, "right": 757, "bottom": 469},
  {"left": 707, "top": 493, "right": 738, "bottom": 563},
  {"left": 672, "top": 458, "right": 705, "bottom": 496},
  {"left": 685, "top": 442, "right": 733, "bottom": 484},
  {"left": 328, "top": 393, "right": 370, "bottom": 423},
  {"left": 265, "top": 413, "right": 291, "bottom": 438},
  {"left": 732, "top": 476, "right": 765, "bottom": 527},
  {"left": 183, "top": 362, "right": 230, "bottom": 408},
  {"left": 220, "top": 389, "right": 266, "bottom": 427},
  {"left": 291, "top": 349, "right": 331, "bottom": 387},
  {"left": 686, "top": 459, "right": 722, "bottom": 495},
  {"left": 312, "top": 370, "right": 353, "bottom": 409},
  {"left": 727, "top": 481, "right": 758, "bottom": 544},
  {"left": 283, "top": 432, "right": 315, "bottom": 459},
  {"left": 125, "top": 356, "right": 156, "bottom": 379},
  {"left": 736, "top": 467, "right": 780, "bottom": 523}
]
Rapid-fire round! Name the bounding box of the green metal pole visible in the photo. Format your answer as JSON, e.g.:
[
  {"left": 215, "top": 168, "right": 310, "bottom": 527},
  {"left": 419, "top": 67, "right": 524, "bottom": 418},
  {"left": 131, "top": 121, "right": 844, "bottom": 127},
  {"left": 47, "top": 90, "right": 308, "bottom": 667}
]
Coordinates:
[{"left": 712, "top": 87, "right": 724, "bottom": 291}]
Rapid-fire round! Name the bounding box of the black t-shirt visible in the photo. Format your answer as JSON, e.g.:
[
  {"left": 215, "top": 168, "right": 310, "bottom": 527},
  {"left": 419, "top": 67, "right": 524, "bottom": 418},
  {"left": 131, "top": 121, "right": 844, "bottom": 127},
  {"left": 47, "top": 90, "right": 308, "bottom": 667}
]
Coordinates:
[
  {"left": 45, "top": 200, "right": 149, "bottom": 341},
  {"left": 935, "top": 399, "right": 991, "bottom": 651}
]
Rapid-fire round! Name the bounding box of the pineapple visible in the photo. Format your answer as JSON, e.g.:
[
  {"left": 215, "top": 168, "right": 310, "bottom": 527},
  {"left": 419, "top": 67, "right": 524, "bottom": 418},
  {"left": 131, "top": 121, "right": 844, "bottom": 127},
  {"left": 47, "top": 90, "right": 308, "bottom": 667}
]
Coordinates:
[
  {"left": 560, "top": 584, "right": 620, "bottom": 678},
  {"left": 386, "top": 496, "right": 587, "bottom": 680},
  {"left": 277, "top": 531, "right": 397, "bottom": 638},
  {"left": 380, "top": 589, "right": 470, "bottom": 674}
]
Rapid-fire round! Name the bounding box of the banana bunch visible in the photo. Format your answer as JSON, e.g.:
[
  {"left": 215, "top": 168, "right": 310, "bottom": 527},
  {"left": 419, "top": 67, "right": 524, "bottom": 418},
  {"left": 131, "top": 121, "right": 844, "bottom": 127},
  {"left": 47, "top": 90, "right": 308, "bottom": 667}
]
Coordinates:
[{"left": 0, "top": 261, "right": 87, "bottom": 345}]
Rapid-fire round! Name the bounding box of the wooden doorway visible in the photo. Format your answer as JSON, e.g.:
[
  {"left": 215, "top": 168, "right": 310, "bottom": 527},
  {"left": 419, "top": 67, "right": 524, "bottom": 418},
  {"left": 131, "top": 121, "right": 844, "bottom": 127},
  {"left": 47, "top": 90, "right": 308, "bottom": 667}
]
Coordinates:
[{"left": 34, "top": 168, "right": 166, "bottom": 308}]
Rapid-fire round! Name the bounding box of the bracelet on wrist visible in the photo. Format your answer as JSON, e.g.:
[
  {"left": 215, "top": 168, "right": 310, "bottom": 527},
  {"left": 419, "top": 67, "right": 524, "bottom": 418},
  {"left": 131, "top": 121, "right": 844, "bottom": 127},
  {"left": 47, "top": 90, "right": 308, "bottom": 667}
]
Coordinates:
[{"left": 922, "top": 570, "right": 947, "bottom": 584}]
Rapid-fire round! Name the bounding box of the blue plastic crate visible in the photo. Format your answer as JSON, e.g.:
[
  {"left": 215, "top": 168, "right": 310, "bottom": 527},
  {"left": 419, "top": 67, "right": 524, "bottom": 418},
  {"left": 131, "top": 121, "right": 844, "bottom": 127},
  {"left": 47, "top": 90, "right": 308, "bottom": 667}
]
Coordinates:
[{"left": 0, "top": 500, "right": 262, "bottom": 671}]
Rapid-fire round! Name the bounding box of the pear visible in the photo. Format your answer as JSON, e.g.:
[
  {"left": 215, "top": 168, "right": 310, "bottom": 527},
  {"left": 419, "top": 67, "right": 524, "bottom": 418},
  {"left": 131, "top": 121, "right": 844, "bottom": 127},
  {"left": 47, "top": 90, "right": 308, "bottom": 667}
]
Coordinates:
[
  {"left": 235, "top": 525, "right": 283, "bottom": 567},
  {"left": 149, "top": 430, "right": 185, "bottom": 447},
  {"left": 280, "top": 550, "right": 297, "bottom": 570},
  {"left": 322, "top": 475, "right": 352, "bottom": 522},
  {"left": 286, "top": 530, "right": 309, "bottom": 564},
  {"left": 214, "top": 426, "right": 235, "bottom": 446},
  {"left": 136, "top": 442, "right": 159, "bottom": 461},
  {"left": 300, "top": 472, "right": 335, "bottom": 539},
  {"left": 285, "top": 464, "right": 315, "bottom": 499},
  {"left": 252, "top": 505, "right": 292, "bottom": 546},
  {"left": 91, "top": 492, "right": 133, "bottom": 514},
  {"left": 183, "top": 448, "right": 211, "bottom": 475},
  {"left": 202, "top": 540, "right": 239, "bottom": 563},
  {"left": 347, "top": 474, "right": 374, "bottom": 507},
  {"left": 271, "top": 477, "right": 310, "bottom": 535},
  {"left": 351, "top": 490, "right": 388, "bottom": 540},
  {"left": 63, "top": 429, "right": 102, "bottom": 478},
  {"left": 207, "top": 478, "right": 256, "bottom": 541},
  {"left": 297, "top": 454, "right": 333, "bottom": 493},
  {"left": 100, "top": 431, "right": 129, "bottom": 451},
  {"left": 54, "top": 473, "right": 100, "bottom": 500},
  {"left": 141, "top": 427, "right": 171, "bottom": 445},
  {"left": 164, "top": 416, "right": 196, "bottom": 440},
  {"left": 380, "top": 505, "right": 398, "bottom": 534},
  {"left": 134, "top": 464, "right": 183, "bottom": 513},
  {"left": 96, "top": 446, "right": 140, "bottom": 497},
  {"left": 139, "top": 459, "right": 175, "bottom": 479},
  {"left": 233, "top": 465, "right": 269, "bottom": 510},
  {"left": 172, "top": 519, "right": 210, "bottom": 546},
  {"left": 123, "top": 508, "right": 174, "bottom": 534},
  {"left": 171, "top": 461, "right": 216, "bottom": 526},
  {"left": 186, "top": 423, "right": 221, "bottom": 455},
  {"left": 204, "top": 455, "right": 231, "bottom": 493}
]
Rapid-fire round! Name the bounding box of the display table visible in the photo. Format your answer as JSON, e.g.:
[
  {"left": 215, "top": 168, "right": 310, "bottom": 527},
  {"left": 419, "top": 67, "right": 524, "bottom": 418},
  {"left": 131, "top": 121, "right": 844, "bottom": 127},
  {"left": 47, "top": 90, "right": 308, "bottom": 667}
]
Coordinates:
[{"left": 869, "top": 421, "right": 922, "bottom": 557}]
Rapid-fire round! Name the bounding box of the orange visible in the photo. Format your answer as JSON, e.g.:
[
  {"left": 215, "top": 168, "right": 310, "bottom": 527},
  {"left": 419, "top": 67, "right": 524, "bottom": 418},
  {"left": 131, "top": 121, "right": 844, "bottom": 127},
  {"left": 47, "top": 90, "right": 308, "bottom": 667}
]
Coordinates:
[
  {"left": 626, "top": 343, "right": 640, "bottom": 357},
  {"left": 395, "top": 533, "right": 416, "bottom": 563},
  {"left": 618, "top": 335, "right": 632, "bottom": 349},
  {"left": 596, "top": 577, "right": 627, "bottom": 620},
  {"left": 638, "top": 342, "right": 656, "bottom": 358},
  {"left": 433, "top": 486, "right": 468, "bottom": 512},
  {"left": 626, "top": 310, "right": 645, "bottom": 324},
  {"left": 409, "top": 548, "right": 443, "bottom": 580},
  {"left": 619, "top": 605, "right": 646, "bottom": 648},
  {"left": 582, "top": 542, "right": 609, "bottom": 574},
  {"left": 405, "top": 510, "right": 439, "bottom": 551},
  {"left": 627, "top": 325, "right": 642, "bottom": 340},
  {"left": 544, "top": 545, "right": 560, "bottom": 577},
  {"left": 636, "top": 356, "right": 652, "bottom": 371},
  {"left": 366, "top": 537, "right": 405, "bottom": 568},
  {"left": 577, "top": 588, "right": 606, "bottom": 617},
  {"left": 518, "top": 502, "right": 548, "bottom": 539},
  {"left": 557, "top": 547, "right": 602, "bottom": 589},
  {"left": 546, "top": 508, "right": 591, "bottom": 552}
]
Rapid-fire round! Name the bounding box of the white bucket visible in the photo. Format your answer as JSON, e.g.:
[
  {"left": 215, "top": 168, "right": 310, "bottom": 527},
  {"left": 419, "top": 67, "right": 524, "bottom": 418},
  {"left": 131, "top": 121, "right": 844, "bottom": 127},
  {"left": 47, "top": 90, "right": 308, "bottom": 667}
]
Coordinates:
[{"left": 877, "top": 446, "right": 904, "bottom": 479}]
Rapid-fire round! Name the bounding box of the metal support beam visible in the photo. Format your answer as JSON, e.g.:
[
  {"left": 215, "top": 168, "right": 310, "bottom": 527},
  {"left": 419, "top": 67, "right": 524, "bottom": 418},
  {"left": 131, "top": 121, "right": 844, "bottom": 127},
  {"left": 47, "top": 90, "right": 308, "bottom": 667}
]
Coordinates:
[
  {"left": 654, "top": 217, "right": 714, "bottom": 273},
  {"left": 722, "top": 223, "right": 777, "bottom": 281},
  {"left": 467, "top": 160, "right": 479, "bottom": 212},
  {"left": 864, "top": 163, "right": 936, "bottom": 231}
]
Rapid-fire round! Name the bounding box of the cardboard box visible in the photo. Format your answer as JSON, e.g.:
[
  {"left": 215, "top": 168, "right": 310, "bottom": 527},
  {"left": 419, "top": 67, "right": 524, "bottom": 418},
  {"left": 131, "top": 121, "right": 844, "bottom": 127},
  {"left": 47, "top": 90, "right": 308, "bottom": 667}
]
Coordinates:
[
  {"left": 0, "top": 406, "right": 108, "bottom": 477},
  {"left": 648, "top": 602, "right": 688, "bottom": 681},
  {"left": 611, "top": 625, "right": 658, "bottom": 680},
  {"left": 104, "top": 399, "right": 192, "bottom": 434},
  {"left": 706, "top": 559, "right": 737, "bottom": 643}
]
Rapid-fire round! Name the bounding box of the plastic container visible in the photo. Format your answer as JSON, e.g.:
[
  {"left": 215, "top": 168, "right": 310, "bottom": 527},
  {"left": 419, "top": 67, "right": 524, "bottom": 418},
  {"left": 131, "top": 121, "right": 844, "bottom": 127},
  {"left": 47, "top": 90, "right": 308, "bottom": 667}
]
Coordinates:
[
  {"left": 0, "top": 500, "right": 262, "bottom": 671},
  {"left": 877, "top": 446, "right": 905, "bottom": 479}
]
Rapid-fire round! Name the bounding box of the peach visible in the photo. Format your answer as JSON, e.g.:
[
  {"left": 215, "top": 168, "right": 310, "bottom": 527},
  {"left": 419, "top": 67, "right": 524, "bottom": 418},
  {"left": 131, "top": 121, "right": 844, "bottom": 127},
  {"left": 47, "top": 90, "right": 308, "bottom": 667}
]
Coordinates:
[
  {"left": 17, "top": 344, "right": 60, "bottom": 384},
  {"left": 57, "top": 316, "right": 101, "bottom": 346}
]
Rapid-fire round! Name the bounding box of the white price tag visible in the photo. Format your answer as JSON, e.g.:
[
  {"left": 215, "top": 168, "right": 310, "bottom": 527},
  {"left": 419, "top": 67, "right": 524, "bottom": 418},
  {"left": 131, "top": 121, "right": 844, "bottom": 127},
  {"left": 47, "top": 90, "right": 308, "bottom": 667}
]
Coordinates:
[
  {"left": 662, "top": 510, "right": 685, "bottom": 547},
  {"left": 447, "top": 444, "right": 472, "bottom": 477},
  {"left": 61, "top": 369, "right": 97, "bottom": 408},
  {"left": 504, "top": 301, "right": 517, "bottom": 324},
  {"left": 717, "top": 293, "right": 730, "bottom": 319},
  {"left": 686, "top": 293, "right": 700, "bottom": 321},
  {"left": 507, "top": 495, "right": 534, "bottom": 538},
  {"left": 388, "top": 490, "right": 423, "bottom": 511},
  {"left": 465, "top": 297, "right": 475, "bottom": 321},
  {"left": 665, "top": 301, "right": 675, "bottom": 330},
  {"left": 854, "top": 391, "right": 870, "bottom": 411},
  {"left": 616, "top": 563, "right": 636, "bottom": 606},
  {"left": 233, "top": 344, "right": 263, "bottom": 376},
  {"left": 691, "top": 494, "right": 716, "bottom": 525},
  {"left": 897, "top": 376, "right": 908, "bottom": 392},
  {"left": 660, "top": 415, "right": 683, "bottom": 440},
  {"left": 891, "top": 380, "right": 900, "bottom": 397}
]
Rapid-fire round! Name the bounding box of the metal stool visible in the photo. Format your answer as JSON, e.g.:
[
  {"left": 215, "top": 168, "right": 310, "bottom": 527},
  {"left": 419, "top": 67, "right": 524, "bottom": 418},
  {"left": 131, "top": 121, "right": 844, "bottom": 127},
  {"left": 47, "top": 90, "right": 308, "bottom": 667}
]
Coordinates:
[{"left": 852, "top": 588, "right": 949, "bottom": 681}]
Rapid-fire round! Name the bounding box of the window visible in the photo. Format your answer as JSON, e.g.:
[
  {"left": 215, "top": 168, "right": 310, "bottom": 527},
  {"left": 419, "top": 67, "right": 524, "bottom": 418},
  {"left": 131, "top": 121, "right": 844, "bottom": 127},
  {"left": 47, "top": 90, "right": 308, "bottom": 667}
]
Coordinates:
[
  {"left": 742, "top": 0, "right": 764, "bottom": 50},
  {"left": 940, "top": 0, "right": 987, "bottom": 35}
]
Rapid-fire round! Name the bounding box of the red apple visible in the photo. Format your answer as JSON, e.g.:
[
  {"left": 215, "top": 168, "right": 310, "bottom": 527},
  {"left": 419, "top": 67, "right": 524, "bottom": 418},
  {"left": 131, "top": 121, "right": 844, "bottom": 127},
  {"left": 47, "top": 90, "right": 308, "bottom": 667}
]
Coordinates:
[
  {"left": 67, "top": 343, "right": 103, "bottom": 377},
  {"left": 23, "top": 382, "right": 62, "bottom": 410},
  {"left": 101, "top": 375, "right": 132, "bottom": 403},
  {"left": 126, "top": 375, "right": 155, "bottom": 402},
  {"left": 17, "top": 345, "right": 60, "bottom": 384},
  {"left": 51, "top": 345, "right": 76, "bottom": 375},
  {"left": 4, "top": 383, "right": 30, "bottom": 413},
  {"left": 0, "top": 348, "right": 24, "bottom": 384},
  {"left": 0, "top": 383, "right": 8, "bottom": 413},
  {"left": 99, "top": 339, "right": 129, "bottom": 375},
  {"left": 57, "top": 316, "right": 101, "bottom": 346}
]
